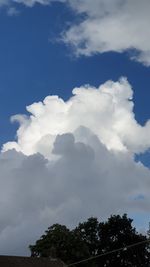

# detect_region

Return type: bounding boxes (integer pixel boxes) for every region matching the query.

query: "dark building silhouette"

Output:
[0,256,66,267]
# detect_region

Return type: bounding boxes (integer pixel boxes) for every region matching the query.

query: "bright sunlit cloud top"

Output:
[3,78,150,158]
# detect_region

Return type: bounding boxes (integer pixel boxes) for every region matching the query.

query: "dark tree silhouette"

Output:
[97,214,149,267]
[29,214,149,267]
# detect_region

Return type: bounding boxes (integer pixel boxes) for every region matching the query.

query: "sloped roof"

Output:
[0,256,66,267]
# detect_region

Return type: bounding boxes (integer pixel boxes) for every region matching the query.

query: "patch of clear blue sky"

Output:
[0,1,150,168]
[135,151,150,168]
[129,211,150,233]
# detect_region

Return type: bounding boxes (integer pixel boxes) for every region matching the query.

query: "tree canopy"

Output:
[29,214,149,266]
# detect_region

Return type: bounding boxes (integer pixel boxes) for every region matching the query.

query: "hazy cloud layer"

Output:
[0,79,150,255]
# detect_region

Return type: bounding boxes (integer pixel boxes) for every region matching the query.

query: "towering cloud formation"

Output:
[0,0,149,258]
[0,78,150,255]
[3,78,150,156]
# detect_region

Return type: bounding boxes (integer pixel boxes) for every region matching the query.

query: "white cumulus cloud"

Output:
[3,78,150,156]
[0,78,150,255]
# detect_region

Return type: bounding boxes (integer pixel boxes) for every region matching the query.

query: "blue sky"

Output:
[0,2,150,146]
[0,0,150,256]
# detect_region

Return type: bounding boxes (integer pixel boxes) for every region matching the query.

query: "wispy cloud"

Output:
[7,6,20,16]
[1,0,150,65]
[62,0,150,66]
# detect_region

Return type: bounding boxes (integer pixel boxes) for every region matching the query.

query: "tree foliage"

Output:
[29,214,149,266]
